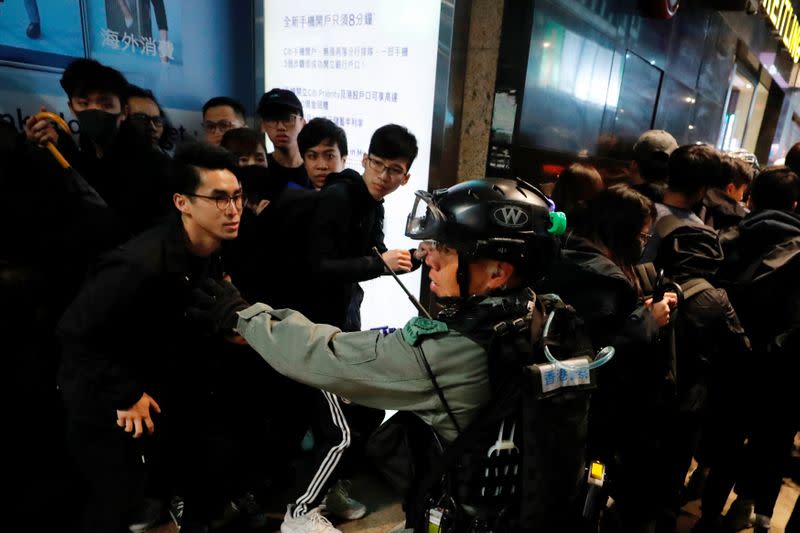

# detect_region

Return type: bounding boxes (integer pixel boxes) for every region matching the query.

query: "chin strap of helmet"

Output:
[455,248,474,299]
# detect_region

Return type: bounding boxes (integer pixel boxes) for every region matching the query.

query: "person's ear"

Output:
[174,193,191,214]
[124,104,131,117]
[362,153,368,169]
[401,173,411,186]
[486,261,514,290]
[341,155,347,166]
[67,100,76,118]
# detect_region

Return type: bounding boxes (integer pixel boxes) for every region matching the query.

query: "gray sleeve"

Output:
[235,303,435,411]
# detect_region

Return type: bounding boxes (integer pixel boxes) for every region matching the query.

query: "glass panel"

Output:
[611,52,662,146]
[720,67,756,151]
[742,83,769,152]
[519,1,616,155]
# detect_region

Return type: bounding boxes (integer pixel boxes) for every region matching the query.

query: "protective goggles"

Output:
[405,190,446,240]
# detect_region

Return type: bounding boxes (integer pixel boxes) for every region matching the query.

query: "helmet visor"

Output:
[405,190,446,240]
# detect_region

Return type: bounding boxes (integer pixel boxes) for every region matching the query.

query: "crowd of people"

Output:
[1,57,798,533]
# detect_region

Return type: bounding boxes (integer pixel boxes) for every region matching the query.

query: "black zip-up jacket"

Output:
[57,215,230,425]
[538,235,666,461]
[719,209,800,349]
[54,122,174,239]
[305,169,388,330]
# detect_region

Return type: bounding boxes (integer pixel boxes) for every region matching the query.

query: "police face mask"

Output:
[76,109,120,147]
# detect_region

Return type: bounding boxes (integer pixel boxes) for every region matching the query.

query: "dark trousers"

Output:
[290,393,383,517]
[66,419,153,533]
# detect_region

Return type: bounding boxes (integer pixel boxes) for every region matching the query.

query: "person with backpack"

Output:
[701,166,800,533]
[187,178,603,532]
[650,215,752,531]
[541,184,679,532]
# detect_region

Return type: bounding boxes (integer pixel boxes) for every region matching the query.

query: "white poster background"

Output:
[264,1,441,329]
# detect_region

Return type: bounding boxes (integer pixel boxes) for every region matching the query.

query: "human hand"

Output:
[23,106,58,147]
[187,278,250,334]
[382,249,412,273]
[645,296,672,328]
[116,392,161,438]
[413,241,434,262]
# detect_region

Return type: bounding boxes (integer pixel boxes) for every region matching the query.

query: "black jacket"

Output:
[697,188,748,230]
[225,186,319,311]
[55,122,174,239]
[57,215,235,425]
[305,169,388,330]
[718,209,800,349]
[539,235,665,459]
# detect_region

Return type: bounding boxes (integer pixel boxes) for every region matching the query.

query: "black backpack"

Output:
[405,293,601,533]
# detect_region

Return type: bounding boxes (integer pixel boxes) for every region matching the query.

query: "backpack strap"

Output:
[633,262,659,298]
[680,277,714,301]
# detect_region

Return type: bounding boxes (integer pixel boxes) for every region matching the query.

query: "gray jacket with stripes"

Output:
[235,303,490,442]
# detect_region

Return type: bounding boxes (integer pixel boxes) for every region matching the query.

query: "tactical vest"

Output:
[406,289,600,533]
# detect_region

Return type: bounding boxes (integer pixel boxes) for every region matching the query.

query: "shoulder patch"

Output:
[402,317,449,345]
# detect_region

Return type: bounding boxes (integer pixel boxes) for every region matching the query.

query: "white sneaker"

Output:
[322,480,367,520]
[281,506,342,533]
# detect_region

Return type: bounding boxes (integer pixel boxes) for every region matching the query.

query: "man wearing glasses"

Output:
[201,96,246,146]
[257,88,310,188]
[57,143,259,532]
[125,85,168,152]
[264,125,424,532]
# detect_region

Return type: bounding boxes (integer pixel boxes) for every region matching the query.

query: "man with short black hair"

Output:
[58,143,250,532]
[23,58,172,238]
[257,88,309,187]
[125,84,168,152]
[628,129,679,202]
[784,141,800,177]
[747,165,799,212]
[202,96,246,146]
[697,154,753,230]
[297,117,348,189]
[641,144,720,262]
[708,165,800,533]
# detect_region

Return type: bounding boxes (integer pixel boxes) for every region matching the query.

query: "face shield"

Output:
[405,190,447,240]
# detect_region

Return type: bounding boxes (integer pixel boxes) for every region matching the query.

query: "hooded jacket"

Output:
[305,169,388,330]
[698,188,749,230]
[719,209,800,349]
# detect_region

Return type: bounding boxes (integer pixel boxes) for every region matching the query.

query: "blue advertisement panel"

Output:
[0,0,85,67]
[0,1,253,141]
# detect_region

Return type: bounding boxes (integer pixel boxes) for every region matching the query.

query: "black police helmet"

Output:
[406,178,566,286]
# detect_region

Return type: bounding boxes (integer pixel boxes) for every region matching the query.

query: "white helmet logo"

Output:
[493,206,528,228]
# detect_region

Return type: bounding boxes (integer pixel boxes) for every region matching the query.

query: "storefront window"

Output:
[719,62,765,153]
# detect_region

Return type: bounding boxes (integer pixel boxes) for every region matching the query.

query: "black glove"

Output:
[186,278,250,334]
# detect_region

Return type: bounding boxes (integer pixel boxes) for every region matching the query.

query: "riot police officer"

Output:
[189,178,598,532]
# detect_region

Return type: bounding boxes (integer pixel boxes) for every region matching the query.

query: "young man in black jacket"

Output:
[275,125,423,533]
[57,143,264,533]
[700,166,800,532]
[23,58,173,240]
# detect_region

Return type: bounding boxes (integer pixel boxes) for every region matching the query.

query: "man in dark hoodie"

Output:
[23,59,173,239]
[697,152,753,230]
[270,124,424,532]
[706,166,800,532]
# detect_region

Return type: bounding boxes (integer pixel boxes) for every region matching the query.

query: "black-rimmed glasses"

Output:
[186,193,244,211]
[129,113,164,127]
[367,156,406,178]
[263,114,300,127]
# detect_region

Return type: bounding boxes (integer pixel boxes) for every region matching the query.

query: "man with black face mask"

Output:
[23,59,172,239]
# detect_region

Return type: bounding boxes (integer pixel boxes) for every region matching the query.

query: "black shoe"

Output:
[720,498,754,532]
[26,22,41,39]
